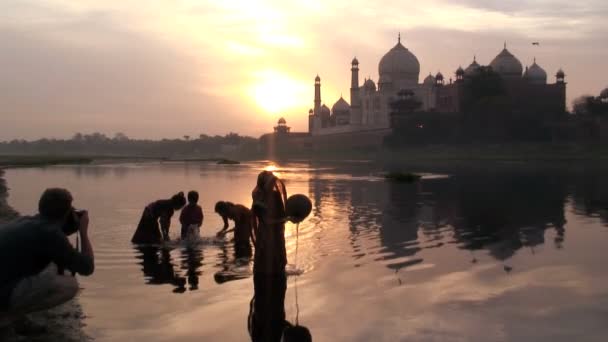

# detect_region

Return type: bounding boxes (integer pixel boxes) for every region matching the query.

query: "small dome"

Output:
[315,75,321,82]
[456,66,465,76]
[321,104,330,115]
[352,57,359,65]
[308,108,314,114]
[527,59,547,84]
[278,117,286,125]
[600,87,608,99]
[489,44,523,77]
[423,73,435,85]
[556,69,565,78]
[435,72,444,80]
[332,97,350,113]
[363,78,377,91]
[465,57,480,76]
[378,37,420,85]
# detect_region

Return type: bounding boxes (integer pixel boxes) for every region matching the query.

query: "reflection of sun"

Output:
[248,70,308,115]
[263,164,282,178]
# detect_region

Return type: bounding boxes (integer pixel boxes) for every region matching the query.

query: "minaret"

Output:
[314,75,321,115]
[350,57,362,125]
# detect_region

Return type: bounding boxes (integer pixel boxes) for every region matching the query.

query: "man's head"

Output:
[187,191,199,204]
[38,188,79,235]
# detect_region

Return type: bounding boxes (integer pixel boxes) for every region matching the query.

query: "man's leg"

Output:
[8,264,79,317]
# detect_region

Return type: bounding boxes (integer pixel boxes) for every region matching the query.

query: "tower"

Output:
[314,75,321,115]
[350,57,362,125]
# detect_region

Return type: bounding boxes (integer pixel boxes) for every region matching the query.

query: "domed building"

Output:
[489,43,523,79]
[273,117,290,134]
[331,96,351,125]
[307,36,567,140]
[526,58,547,85]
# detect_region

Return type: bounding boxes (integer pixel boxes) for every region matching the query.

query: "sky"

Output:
[1,0,607,140]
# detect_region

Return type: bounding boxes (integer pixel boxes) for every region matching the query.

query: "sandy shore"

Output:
[0,169,92,341]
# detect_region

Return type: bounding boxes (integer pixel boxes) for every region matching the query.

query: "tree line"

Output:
[0,132,261,158]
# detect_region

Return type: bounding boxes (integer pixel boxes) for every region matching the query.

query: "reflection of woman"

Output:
[131,192,186,243]
[247,263,312,341]
[135,245,186,293]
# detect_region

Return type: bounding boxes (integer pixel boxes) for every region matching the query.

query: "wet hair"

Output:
[214,201,233,215]
[38,188,73,221]
[187,191,199,204]
[171,192,186,209]
[256,171,272,189]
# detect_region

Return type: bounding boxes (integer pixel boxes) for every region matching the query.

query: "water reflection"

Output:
[307,166,573,270]
[213,239,252,284]
[248,274,311,342]
[134,245,187,293]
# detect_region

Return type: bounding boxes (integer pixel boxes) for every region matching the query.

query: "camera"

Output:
[62,208,85,236]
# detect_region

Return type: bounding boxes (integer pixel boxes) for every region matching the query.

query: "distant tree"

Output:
[183,135,190,141]
[573,95,608,117]
[114,132,129,141]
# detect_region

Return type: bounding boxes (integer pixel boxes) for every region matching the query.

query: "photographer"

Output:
[0,188,94,329]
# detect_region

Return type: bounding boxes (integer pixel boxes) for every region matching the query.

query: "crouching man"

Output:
[0,188,94,331]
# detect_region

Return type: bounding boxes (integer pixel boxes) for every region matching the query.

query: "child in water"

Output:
[131,192,186,244]
[179,191,204,240]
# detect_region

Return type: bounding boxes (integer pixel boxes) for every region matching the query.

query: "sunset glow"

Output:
[248,70,309,115]
[0,0,606,140]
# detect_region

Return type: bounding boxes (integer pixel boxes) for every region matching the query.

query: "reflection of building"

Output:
[306,163,570,268]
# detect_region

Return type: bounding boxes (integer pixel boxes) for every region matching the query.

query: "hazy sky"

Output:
[1,0,607,140]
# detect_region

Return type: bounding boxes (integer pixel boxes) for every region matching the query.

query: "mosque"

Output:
[307,34,567,137]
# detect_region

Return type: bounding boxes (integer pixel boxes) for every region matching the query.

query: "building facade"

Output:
[308,36,567,136]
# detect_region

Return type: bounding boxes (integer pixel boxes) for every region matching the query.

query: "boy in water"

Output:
[179,191,203,240]
[215,201,255,258]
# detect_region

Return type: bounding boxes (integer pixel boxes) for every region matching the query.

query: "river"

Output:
[3,160,608,341]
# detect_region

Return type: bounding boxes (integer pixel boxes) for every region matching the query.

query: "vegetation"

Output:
[0,132,262,160]
[0,156,93,168]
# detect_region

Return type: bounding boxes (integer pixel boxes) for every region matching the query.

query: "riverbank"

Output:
[0,170,91,341]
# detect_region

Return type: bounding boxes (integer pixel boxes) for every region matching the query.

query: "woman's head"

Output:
[171,192,187,210]
[214,201,233,215]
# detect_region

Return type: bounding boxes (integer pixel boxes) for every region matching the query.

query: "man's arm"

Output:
[50,211,94,276]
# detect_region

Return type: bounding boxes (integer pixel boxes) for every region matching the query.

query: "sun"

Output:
[248,69,308,115]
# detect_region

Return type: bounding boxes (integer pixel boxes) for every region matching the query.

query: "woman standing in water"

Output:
[249,170,289,341]
[131,192,186,244]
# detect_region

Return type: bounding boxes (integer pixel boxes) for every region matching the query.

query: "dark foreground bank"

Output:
[0,170,91,341]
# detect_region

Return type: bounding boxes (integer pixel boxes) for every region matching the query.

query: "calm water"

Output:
[4,161,608,341]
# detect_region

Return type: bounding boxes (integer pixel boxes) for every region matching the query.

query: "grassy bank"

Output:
[0,155,93,168]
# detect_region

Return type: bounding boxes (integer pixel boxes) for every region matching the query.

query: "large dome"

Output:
[378,37,420,86]
[489,44,523,77]
[527,59,547,84]
[332,96,350,113]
